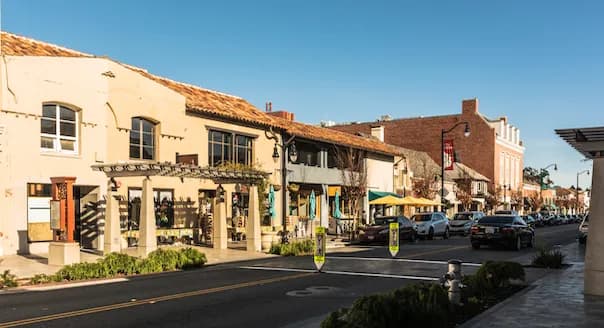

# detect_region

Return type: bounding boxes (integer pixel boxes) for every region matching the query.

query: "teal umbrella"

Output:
[309,190,316,220]
[268,185,276,219]
[333,190,342,219]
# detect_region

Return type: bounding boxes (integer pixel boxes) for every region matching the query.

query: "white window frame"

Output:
[40,104,78,155]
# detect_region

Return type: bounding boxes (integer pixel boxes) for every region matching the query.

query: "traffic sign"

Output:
[314,226,326,271]
[389,222,399,257]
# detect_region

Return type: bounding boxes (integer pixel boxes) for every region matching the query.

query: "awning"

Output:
[368,190,400,201]
[555,126,604,159]
[416,197,440,206]
[369,195,405,205]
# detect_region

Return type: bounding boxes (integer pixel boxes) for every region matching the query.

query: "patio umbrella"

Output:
[333,190,342,219]
[309,190,316,220]
[268,185,276,219]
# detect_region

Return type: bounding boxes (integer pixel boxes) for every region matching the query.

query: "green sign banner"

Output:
[389,222,399,257]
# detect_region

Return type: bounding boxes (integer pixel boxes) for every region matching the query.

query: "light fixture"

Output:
[464,124,471,137]
[554,164,558,171]
[288,142,298,162]
[272,144,279,163]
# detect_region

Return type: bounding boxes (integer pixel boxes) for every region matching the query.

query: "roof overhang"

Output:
[555,127,604,159]
[92,162,270,184]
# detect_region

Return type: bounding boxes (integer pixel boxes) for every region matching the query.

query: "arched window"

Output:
[41,104,78,154]
[130,117,155,160]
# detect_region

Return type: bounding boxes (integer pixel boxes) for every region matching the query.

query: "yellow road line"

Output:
[0,272,314,327]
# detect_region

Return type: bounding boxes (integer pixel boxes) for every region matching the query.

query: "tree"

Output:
[333,146,367,235]
[511,189,523,208]
[529,194,544,212]
[485,183,502,212]
[455,170,474,212]
[410,156,439,200]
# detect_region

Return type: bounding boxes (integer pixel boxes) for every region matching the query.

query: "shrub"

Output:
[532,247,565,269]
[270,239,314,256]
[0,270,18,289]
[146,248,181,271]
[177,248,207,269]
[101,252,138,275]
[29,273,57,285]
[55,262,107,281]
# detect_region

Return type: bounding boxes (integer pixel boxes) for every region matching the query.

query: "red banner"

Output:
[444,139,454,171]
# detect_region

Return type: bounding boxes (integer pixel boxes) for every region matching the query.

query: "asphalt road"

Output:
[0,223,580,328]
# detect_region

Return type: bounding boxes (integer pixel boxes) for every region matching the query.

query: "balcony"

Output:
[289,163,345,185]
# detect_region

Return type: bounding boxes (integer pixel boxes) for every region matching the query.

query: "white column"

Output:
[585,157,604,295]
[247,185,261,252]
[138,177,156,257]
[104,179,121,254]
[321,184,329,228]
[212,198,228,249]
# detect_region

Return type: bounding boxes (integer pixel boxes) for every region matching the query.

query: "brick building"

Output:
[330,99,525,203]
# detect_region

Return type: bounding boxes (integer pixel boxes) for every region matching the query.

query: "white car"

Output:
[411,212,450,240]
[449,211,485,236]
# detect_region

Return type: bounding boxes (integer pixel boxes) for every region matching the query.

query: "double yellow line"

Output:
[0,272,314,327]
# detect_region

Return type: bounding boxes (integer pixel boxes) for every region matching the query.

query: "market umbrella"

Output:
[268,185,276,219]
[309,190,316,220]
[369,195,404,205]
[333,190,342,218]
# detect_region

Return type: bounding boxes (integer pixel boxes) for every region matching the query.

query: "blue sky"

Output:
[2,0,601,188]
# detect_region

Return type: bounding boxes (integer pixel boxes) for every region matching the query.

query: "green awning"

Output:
[368,191,400,201]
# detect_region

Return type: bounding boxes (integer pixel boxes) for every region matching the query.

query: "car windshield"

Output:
[453,213,473,221]
[522,216,533,221]
[412,214,432,222]
[479,216,514,224]
[374,217,397,225]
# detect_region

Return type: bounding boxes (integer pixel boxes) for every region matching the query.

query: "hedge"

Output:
[269,239,315,256]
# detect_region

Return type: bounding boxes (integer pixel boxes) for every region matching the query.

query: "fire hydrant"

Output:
[441,259,462,305]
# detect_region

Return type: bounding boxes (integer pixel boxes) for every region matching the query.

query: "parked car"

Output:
[578,214,589,244]
[521,215,536,228]
[560,215,570,225]
[449,211,485,236]
[359,216,416,244]
[494,210,519,216]
[470,215,534,250]
[541,214,554,226]
[550,215,563,225]
[529,212,544,226]
[411,212,450,240]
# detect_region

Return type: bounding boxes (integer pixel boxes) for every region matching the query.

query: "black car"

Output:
[359,216,416,244]
[521,215,536,228]
[470,215,534,251]
[529,212,544,227]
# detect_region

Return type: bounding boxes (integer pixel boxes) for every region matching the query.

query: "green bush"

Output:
[532,247,565,269]
[0,270,18,289]
[55,262,107,281]
[270,239,314,256]
[146,248,181,271]
[322,283,451,328]
[101,252,139,275]
[177,247,207,269]
[29,273,59,285]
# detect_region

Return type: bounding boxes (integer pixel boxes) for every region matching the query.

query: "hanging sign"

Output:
[444,139,454,171]
[314,226,326,271]
[389,222,399,257]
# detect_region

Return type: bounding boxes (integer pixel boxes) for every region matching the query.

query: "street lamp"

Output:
[576,170,590,214]
[441,122,470,213]
[266,128,297,244]
[539,163,557,212]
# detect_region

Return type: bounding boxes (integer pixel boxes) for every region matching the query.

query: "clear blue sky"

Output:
[2,0,601,188]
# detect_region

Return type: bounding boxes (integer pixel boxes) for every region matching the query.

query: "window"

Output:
[41,104,78,153]
[27,183,53,242]
[208,130,254,167]
[130,118,155,160]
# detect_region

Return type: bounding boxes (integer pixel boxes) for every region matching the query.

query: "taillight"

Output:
[501,227,514,233]
[471,226,480,233]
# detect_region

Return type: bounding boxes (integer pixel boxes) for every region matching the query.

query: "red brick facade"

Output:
[330,99,524,190]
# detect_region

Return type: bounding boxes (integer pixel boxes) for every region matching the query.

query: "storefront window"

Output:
[127,188,174,229]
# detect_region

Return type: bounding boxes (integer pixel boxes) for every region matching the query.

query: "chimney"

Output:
[267,110,295,121]
[462,98,479,115]
[370,125,385,142]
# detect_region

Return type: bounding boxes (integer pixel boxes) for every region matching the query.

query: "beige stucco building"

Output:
[0,32,401,256]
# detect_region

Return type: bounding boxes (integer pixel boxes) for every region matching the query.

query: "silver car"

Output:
[411,212,450,240]
[449,211,485,236]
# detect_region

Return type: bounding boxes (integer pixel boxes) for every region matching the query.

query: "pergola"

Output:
[556,126,604,296]
[92,162,270,257]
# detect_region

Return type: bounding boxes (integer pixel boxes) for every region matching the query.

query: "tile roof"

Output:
[1,31,401,156]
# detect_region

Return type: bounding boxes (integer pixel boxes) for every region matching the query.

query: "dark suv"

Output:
[470,215,534,250]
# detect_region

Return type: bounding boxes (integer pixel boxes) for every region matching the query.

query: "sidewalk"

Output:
[463,243,604,328]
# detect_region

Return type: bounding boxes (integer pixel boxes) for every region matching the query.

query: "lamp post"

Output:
[577,169,590,214]
[266,128,297,244]
[441,122,470,213]
[540,163,557,212]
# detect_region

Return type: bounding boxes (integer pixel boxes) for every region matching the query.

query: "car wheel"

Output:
[514,236,522,251]
[443,228,450,240]
[428,228,434,240]
[471,242,480,250]
[527,234,535,248]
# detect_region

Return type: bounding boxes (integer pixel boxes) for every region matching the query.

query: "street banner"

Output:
[389,222,399,257]
[444,139,454,171]
[314,226,326,271]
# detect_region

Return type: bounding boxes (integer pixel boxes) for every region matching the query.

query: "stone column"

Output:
[585,157,604,295]
[104,179,121,254]
[321,184,329,228]
[212,198,227,249]
[247,185,261,252]
[138,177,156,257]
